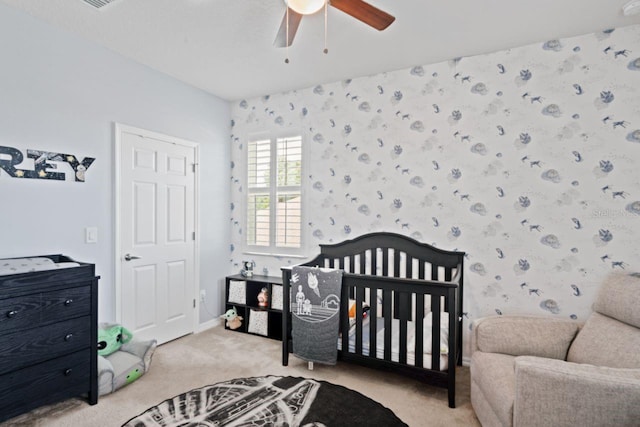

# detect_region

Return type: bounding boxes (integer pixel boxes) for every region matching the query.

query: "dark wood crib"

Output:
[281,232,465,408]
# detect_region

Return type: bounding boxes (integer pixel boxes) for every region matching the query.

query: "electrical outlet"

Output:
[200,289,206,302]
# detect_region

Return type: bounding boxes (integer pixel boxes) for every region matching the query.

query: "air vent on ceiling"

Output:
[82,0,120,9]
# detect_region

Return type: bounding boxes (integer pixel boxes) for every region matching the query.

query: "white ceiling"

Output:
[3,0,640,101]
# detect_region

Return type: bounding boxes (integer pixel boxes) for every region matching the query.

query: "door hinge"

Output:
[192,163,197,173]
[193,299,196,308]
[192,231,196,241]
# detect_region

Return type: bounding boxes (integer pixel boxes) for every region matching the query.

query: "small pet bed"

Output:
[97,324,157,396]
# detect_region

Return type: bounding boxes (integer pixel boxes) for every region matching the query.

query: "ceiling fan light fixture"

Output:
[285,0,326,15]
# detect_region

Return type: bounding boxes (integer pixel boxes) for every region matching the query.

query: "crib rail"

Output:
[341,274,458,373]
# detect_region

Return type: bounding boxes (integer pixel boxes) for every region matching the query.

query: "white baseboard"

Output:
[197,317,221,333]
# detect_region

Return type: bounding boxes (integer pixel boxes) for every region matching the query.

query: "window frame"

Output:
[243,130,306,258]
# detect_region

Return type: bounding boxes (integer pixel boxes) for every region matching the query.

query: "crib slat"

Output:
[415,293,425,368]
[382,248,389,276]
[371,249,378,276]
[399,291,408,365]
[282,269,291,366]
[383,289,392,361]
[444,267,452,282]
[406,255,413,279]
[364,252,369,274]
[447,286,457,408]
[431,265,439,281]
[341,282,350,358]
[369,287,378,358]
[431,295,441,371]
[394,253,408,320]
[398,291,411,321]
[355,286,365,355]
[394,250,401,278]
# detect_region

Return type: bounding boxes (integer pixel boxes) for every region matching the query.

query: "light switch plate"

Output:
[85,227,98,244]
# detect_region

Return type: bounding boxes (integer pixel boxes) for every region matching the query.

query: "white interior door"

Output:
[118,125,197,345]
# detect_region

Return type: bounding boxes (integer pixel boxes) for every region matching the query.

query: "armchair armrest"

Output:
[472,315,580,360]
[514,356,640,427]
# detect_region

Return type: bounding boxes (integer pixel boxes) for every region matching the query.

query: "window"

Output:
[246,134,302,254]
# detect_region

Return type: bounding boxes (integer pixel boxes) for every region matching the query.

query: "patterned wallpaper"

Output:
[230,25,640,354]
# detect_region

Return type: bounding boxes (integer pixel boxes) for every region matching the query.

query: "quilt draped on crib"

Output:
[291,266,343,365]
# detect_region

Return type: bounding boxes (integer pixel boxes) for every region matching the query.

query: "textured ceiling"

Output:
[2,0,640,101]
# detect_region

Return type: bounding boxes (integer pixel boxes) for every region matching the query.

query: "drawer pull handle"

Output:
[64,299,74,306]
[64,333,74,341]
[64,369,73,376]
[6,310,18,318]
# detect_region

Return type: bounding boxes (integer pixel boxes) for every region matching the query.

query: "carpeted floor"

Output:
[1,325,480,427]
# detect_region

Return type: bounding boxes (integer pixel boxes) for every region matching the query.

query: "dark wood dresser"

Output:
[0,255,99,423]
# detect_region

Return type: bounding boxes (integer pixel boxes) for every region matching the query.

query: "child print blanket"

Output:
[291,266,343,365]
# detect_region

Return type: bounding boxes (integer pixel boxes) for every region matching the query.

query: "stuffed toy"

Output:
[221,307,243,330]
[348,299,370,329]
[98,338,157,396]
[97,324,133,356]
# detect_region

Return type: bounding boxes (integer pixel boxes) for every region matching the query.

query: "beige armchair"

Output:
[470,272,640,427]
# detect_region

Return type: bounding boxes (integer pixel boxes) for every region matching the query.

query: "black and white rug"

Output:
[123,375,408,427]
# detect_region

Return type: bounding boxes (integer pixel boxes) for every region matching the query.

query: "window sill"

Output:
[242,251,308,259]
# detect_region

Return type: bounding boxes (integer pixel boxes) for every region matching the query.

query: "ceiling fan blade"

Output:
[274,8,304,48]
[329,0,395,31]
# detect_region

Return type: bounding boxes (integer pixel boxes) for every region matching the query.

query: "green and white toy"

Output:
[97,324,133,356]
[96,323,157,396]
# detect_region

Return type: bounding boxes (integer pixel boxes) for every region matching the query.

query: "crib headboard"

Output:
[308,232,464,283]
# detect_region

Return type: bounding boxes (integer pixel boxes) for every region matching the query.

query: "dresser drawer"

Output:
[41,286,91,323]
[0,294,41,335]
[0,349,91,415]
[0,316,91,375]
[0,286,91,337]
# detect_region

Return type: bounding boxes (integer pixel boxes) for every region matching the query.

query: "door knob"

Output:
[124,254,141,261]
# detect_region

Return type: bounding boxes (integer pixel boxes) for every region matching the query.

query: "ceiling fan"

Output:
[274,0,396,48]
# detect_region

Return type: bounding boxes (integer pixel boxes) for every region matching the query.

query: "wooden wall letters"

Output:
[0,145,95,182]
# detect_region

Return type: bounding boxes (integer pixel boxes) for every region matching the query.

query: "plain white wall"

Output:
[0,3,231,325]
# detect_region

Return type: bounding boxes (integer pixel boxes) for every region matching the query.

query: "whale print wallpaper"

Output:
[230,25,640,357]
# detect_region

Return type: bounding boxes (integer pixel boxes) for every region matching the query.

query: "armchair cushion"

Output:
[567,312,640,368]
[473,316,580,360]
[514,356,640,427]
[567,273,640,369]
[592,272,640,328]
